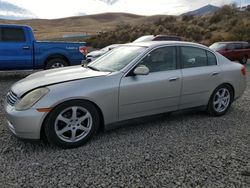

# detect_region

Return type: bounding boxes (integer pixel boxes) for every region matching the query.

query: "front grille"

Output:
[6,91,19,106]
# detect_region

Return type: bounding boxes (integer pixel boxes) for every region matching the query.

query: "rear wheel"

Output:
[45,58,68,69]
[207,85,233,116]
[44,100,100,148]
[240,56,248,64]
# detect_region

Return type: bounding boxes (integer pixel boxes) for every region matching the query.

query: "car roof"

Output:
[123,41,208,49]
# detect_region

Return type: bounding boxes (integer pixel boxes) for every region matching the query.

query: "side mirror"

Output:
[133,65,150,76]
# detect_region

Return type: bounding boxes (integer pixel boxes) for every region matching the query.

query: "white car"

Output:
[86,44,120,63]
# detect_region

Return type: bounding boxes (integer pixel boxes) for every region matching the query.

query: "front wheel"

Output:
[44,100,100,148]
[207,85,233,116]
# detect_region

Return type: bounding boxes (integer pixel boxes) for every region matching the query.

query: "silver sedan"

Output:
[5,41,246,148]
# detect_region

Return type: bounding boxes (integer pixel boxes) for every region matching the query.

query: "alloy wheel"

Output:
[54,106,93,143]
[213,88,230,113]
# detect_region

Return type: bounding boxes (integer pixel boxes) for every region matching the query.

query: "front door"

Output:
[119,46,182,120]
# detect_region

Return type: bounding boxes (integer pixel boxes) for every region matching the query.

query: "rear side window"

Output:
[207,51,217,66]
[181,47,217,68]
[181,47,207,68]
[0,27,25,42]
[243,43,250,49]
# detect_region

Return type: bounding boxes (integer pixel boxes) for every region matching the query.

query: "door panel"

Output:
[119,70,182,120]
[0,27,33,70]
[180,66,222,109]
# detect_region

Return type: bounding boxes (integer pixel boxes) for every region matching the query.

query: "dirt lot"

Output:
[0,64,250,187]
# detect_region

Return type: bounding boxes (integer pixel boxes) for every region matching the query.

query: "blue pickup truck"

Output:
[0,24,87,70]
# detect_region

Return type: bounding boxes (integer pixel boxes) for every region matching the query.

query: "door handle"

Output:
[168,77,179,82]
[212,72,219,76]
[22,46,30,50]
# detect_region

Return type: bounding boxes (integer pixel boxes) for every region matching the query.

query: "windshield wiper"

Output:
[87,65,100,71]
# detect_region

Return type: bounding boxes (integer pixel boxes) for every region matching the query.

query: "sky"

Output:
[3,0,250,19]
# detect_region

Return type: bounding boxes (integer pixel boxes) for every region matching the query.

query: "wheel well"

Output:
[44,54,70,68]
[40,99,105,140]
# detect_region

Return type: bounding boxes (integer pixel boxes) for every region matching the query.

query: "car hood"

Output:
[11,66,110,97]
[87,50,105,57]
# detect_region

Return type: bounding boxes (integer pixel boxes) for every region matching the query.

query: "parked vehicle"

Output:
[5,41,246,148]
[209,41,250,64]
[133,35,182,43]
[0,25,87,70]
[86,44,120,63]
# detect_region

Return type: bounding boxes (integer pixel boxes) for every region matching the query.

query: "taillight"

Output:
[79,46,88,55]
[241,65,246,77]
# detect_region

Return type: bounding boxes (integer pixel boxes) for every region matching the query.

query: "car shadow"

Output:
[2,108,208,153]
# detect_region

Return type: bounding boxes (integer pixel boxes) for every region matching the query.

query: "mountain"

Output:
[0,1,36,20]
[183,4,220,16]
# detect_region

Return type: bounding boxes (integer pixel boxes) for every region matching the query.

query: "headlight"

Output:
[15,88,49,111]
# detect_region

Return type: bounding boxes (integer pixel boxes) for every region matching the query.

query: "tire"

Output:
[44,100,100,148]
[207,84,234,116]
[45,58,68,69]
[240,56,248,65]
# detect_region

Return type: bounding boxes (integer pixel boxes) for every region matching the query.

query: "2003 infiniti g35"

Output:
[5,41,246,148]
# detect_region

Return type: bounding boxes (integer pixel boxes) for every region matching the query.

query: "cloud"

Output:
[3,0,248,19]
[0,0,36,19]
[97,0,120,5]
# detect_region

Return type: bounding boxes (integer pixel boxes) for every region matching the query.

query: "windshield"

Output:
[88,46,146,72]
[133,36,154,43]
[209,43,226,51]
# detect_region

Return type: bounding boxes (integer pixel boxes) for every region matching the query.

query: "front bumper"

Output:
[4,102,46,140]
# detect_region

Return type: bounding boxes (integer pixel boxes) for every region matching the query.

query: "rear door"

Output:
[0,26,33,70]
[119,46,182,120]
[180,46,222,109]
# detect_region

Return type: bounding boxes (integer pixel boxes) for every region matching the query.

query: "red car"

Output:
[210,41,250,64]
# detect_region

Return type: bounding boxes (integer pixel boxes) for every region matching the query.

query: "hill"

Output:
[183,4,220,16]
[0,12,149,40]
[87,5,250,48]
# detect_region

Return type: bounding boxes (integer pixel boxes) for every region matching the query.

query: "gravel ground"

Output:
[0,64,250,188]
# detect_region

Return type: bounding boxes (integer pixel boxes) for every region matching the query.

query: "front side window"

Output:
[0,27,26,42]
[139,46,177,72]
[181,47,207,68]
